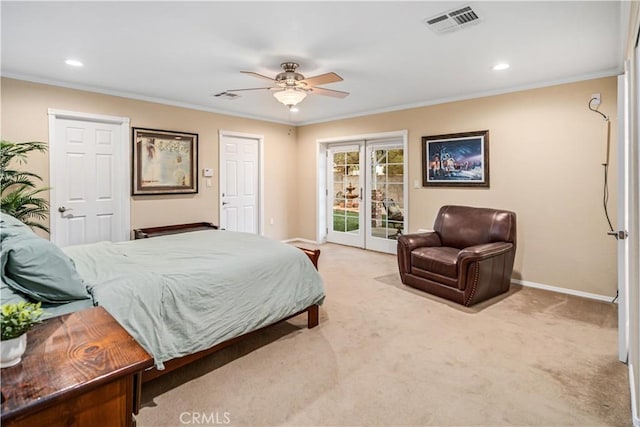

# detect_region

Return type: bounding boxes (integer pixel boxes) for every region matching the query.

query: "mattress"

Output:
[62,230,325,369]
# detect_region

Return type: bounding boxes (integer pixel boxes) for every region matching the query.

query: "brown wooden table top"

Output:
[134,222,218,238]
[0,306,153,421]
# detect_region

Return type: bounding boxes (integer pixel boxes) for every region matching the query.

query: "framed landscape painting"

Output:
[132,128,198,195]
[422,130,489,187]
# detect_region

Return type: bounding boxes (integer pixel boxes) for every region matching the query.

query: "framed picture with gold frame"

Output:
[132,128,198,195]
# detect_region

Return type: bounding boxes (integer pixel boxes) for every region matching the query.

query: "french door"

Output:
[326,139,406,254]
[327,144,365,247]
[366,143,406,253]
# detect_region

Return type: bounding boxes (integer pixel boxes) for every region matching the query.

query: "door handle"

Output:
[608,230,628,239]
[58,206,73,213]
[222,202,229,206]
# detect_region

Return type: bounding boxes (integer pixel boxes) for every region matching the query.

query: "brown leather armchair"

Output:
[397,205,517,306]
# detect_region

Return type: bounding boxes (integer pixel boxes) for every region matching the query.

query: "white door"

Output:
[365,142,406,253]
[617,52,640,363]
[49,111,130,247]
[326,139,406,253]
[219,132,261,233]
[327,144,365,247]
[617,69,630,362]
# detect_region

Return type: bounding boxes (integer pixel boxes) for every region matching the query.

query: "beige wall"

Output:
[297,77,618,297]
[2,76,619,297]
[1,78,297,239]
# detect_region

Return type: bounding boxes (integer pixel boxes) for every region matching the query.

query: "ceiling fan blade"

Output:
[309,86,350,98]
[303,72,343,87]
[226,87,274,92]
[240,71,276,82]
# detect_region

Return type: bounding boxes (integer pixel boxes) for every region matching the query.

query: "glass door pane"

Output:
[366,144,404,253]
[326,145,365,248]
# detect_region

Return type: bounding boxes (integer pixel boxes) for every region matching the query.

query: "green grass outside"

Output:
[333,210,360,232]
[333,209,404,235]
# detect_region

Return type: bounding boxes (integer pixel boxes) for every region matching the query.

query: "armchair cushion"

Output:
[412,246,459,278]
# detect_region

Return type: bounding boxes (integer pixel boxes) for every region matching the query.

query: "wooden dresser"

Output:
[1,307,153,427]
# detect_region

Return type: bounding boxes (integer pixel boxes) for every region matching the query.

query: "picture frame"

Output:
[422,130,489,187]
[132,128,198,195]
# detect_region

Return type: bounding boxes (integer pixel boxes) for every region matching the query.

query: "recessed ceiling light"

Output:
[65,59,83,67]
[492,63,510,71]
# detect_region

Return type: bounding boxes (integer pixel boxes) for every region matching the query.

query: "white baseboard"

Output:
[631,363,640,427]
[282,237,319,245]
[281,242,614,303]
[511,279,613,302]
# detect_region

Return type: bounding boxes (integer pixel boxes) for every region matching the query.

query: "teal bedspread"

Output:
[62,230,325,369]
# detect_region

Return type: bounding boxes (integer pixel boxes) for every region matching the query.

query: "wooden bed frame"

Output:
[131,223,322,384]
[141,303,319,383]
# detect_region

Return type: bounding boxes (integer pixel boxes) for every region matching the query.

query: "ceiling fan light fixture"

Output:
[273,89,307,107]
[65,59,83,67]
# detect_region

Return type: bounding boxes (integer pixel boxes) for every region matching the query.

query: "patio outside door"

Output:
[326,140,405,254]
[326,144,365,247]
[365,143,405,253]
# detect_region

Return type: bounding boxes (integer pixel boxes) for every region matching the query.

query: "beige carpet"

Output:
[137,243,630,427]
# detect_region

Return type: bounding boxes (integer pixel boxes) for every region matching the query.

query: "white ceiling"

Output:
[1,1,626,125]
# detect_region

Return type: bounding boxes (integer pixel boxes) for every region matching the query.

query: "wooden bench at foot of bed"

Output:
[141,303,319,383]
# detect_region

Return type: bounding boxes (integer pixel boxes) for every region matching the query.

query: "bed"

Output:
[0,214,325,380]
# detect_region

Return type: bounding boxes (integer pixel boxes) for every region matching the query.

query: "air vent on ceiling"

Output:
[213,91,240,100]
[424,5,481,34]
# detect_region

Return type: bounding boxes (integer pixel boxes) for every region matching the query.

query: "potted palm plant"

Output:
[0,140,50,232]
[0,302,43,367]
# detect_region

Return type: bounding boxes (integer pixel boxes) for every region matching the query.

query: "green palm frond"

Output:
[0,140,50,232]
[2,185,50,217]
[0,140,47,162]
[1,171,43,192]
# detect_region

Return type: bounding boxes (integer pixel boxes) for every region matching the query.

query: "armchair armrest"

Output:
[457,242,515,303]
[457,241,514,270]
[397,232,442,252]
[397,232,442,277]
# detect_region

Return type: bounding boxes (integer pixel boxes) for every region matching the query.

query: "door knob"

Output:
[608,230,628,239]
[222,202,229,206]
[58,206,70,213]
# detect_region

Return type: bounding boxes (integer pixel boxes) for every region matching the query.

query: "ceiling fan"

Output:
[225,62,349,110]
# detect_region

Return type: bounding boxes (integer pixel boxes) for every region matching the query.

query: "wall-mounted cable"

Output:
[588,97,616,238]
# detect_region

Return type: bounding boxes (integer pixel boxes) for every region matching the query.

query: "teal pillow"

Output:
[0,213,33,241]
[0,276,29,306]
[1,232,91,303]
